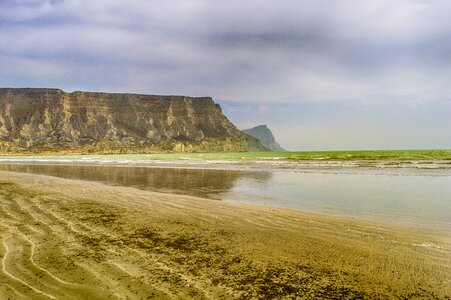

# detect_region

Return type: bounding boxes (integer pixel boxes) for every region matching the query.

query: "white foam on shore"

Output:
[1,156,451,177]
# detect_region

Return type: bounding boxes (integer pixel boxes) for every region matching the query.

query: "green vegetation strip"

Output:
[1,149,451,162]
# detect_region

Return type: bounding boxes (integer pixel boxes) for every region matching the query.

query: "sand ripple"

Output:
[0,171,450,299]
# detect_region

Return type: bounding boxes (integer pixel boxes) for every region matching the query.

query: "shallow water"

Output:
[0,164,450,229]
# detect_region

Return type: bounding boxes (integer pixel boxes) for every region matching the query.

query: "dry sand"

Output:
[0,171,449,299]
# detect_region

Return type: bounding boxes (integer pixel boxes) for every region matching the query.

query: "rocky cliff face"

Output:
[0,88,264,153]
[243,125,285,152]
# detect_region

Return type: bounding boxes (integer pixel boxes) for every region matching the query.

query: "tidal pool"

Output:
[0,164,449,229]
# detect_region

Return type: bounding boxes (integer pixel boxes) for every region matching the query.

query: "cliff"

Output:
[243,125,285,152]
[0,88,265,154]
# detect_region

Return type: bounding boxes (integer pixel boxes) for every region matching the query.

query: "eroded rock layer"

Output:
[0,88,264,153]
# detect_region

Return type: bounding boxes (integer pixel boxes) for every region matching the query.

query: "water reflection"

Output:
[0,164,272,199]
[0,164,449,229]
[222,171,451,228]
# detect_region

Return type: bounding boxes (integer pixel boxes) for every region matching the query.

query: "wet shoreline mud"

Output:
[0,171,450,298]
[0,163,450,231]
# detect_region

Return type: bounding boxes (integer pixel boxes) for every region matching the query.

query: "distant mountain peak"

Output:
[243,125,286,152]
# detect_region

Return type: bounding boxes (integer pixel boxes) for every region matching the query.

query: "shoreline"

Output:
[0,162,450,231]
[0,171,450,298]
[1,157,451,175]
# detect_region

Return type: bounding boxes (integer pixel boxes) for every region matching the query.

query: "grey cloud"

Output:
[1,0,451,104]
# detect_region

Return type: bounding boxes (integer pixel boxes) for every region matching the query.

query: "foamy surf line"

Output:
[1,157,451,176]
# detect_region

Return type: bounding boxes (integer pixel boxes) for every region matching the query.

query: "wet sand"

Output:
[0,171,450,299]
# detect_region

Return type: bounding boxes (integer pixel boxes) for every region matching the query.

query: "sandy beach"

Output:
[0,171,450,299]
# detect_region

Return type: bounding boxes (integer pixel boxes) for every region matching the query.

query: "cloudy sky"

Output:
[1,0,450,150]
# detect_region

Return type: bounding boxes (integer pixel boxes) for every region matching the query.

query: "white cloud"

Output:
[1,0,450,104]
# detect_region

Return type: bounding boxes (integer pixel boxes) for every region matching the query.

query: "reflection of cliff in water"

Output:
[0,164,272,199]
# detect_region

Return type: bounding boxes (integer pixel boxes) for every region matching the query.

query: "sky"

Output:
[1,0,450,150]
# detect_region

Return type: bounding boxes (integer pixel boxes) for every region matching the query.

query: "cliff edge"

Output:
[0,88,265,154]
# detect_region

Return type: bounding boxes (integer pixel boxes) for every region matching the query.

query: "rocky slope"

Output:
[0,88,265,154]
[243,125,285,152]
